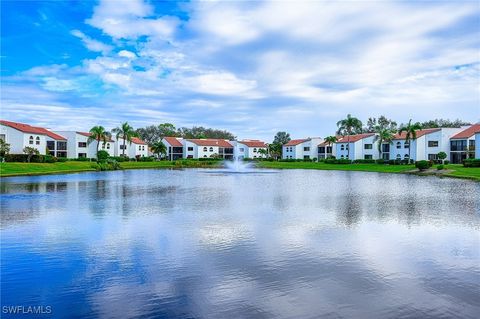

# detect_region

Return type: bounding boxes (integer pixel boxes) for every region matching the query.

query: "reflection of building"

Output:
[449,124,480,163]
[283,138,323,160]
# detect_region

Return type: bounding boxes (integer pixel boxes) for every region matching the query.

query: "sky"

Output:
[1,0,479,141]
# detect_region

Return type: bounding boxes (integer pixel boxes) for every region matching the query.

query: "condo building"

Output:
[283,138,323,160]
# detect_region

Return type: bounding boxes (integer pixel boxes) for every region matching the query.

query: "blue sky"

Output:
[1,0,479,140]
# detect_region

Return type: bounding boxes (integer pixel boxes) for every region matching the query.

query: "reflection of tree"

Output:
[397,195,421,227]
[337,193,362,227]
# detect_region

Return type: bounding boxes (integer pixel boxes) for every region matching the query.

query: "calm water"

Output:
[1,169,479,318]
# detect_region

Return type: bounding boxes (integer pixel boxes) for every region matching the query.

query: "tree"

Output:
[336,114,363,160]
[112,122,138,157]
[322,136,337,157]
[373,127,394,159]
[0,139,10,158]
[419,119,471,129]
[437,151,447,164]
[365,116,397,133]
[270,132,291,159]
[136,123,179,145]
[257,148,269,158]
[398,119,422,161]
[88,126,111,159]
[23,146,39,163]
[151,141,167,159]
[177,126,236,140]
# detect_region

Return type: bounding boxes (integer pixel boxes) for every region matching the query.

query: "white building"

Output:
[449,124,479,163]
[283,138,323,160]
[0,120,48,155]
[162,136,184,160]
[234,140,267,159]
[55,131,115,158]
[334,134,377,160]
[390,128,462,162]
[42,129,68,158]
[114,136,148,158]
[183,139,234,159]
[474,132,480,159]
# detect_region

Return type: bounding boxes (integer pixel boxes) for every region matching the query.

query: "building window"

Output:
[428,154,437,160]
[304,155,310,160]
[253,148,257,152]
[340,155,344,158]
[318,147,325,153]
[57,141,67,151]
[203,155,207,158]
[450,140,466,152]
[47,141,55,150]
[364,155,373,159]
[364,144,372,149]
[404,154,410,159]
[396,142,401,149]
[78,153,87,158]
[36,136,40,145]
[203,147,207,151]
[106,143,110,149]
[78,142,87,148]
[120,145,126,150]
[239,148,244,152]
[209,147,213,152]
[404,143,409,149]
[396,154,401,159]
[304,147,310,151]
[428,141,439,147]
[29,136,34,144]
[0,134,5,141]
[340,145,344,151]
[188,147,194,151]
[102,144,106,149]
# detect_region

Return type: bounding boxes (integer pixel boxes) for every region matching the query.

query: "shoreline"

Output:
[0,161,478,181]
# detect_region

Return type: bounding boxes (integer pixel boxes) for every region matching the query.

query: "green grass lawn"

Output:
[257,161,480,181]
[0,160,223,177]
[0,161,96,177]
[443,164,480,181]
[1,160,478,181]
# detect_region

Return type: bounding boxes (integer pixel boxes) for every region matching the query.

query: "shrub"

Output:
[463,159,480,167]
[97,150,109,161]
[376,159,385,164]
[415,160,432,170]
[57,158,68,162]
[353,159,375,164]
[444,160,450,165]
[43,155,58,163]
[4,154,45,162]
[325,158,352,164]
[74,157,90,162]
[437,151,447,163]
[110,156,126,162]
[140,156,154,162]
[437,164,444,170]
[303,158,313,162]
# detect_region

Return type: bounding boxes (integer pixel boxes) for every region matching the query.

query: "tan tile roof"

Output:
[1,120,48,135]
[450,124,480,139]
[392,128,440,140]
[284,139,309,146]
[164,136,183,147]
[337,133,375,143]
[239,140,267,147]
[187,139,233,147]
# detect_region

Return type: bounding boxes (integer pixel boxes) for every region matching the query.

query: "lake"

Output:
[1,168,479,318]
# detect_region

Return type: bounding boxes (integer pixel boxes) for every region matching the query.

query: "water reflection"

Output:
[1,169,479,318]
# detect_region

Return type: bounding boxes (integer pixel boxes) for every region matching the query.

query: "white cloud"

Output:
[71,29,113,53]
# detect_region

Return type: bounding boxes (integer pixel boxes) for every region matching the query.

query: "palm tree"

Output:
[151,141,167,160]
[257,148,269,158]
[323,136,337,157]
[374,127,394,160]
[398,119,422,161]
[88,126,111,159]
[112,122,138,157]
[336,114,362,160]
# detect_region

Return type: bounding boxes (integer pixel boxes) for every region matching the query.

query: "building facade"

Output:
[334,134,376,160]
[449,125,479,163]
[234,140,267,159]
[1,120,50,155]
[283,138,323,160]
[162,137,184,160]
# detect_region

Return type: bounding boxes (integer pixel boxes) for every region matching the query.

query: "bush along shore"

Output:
[0,156,479,181]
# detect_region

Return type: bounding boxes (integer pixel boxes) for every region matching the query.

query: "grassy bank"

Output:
[1,161,478,181]
[0,160,223,177]
[257,161,480,181]
[257,161,416,173]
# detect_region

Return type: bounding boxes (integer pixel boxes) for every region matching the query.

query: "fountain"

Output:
[223,156,254,172]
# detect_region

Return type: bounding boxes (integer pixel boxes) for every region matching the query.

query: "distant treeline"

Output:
[136,123,236,145]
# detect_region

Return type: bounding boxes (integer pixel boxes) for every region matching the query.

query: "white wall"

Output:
[0,125,47,155]
[476,133,480,159]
